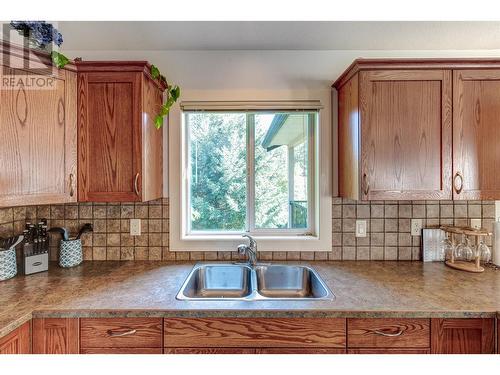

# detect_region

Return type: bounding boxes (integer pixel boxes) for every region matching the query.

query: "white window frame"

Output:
[184,111,316,237]
[169,99,332,253]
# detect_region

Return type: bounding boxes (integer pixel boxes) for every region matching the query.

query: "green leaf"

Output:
[170,85,180,101]
[51,51,70,69]
[159,74,167,87]
[151,64,160,79]
[154,115,164,129]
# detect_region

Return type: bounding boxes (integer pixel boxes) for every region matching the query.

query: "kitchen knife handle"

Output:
[372,329,404,337]
[69,173,75,197]
[453,172,463,194]
[106,329,137,337]
[134,173,140,196]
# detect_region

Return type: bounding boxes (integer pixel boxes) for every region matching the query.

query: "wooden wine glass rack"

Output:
[440,226,492,273]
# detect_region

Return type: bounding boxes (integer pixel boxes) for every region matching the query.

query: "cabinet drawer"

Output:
[164,318,346,348]
[348,348,430,354]
[164,348,257,354]
[81,318,162,348]
[348,318,430,348]
[81,347,163,354]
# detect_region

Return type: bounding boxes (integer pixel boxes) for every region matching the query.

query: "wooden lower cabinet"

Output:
[32,318,79,354]
[2,316,497,354]
[431,318,495,354]
[0,322,31,354]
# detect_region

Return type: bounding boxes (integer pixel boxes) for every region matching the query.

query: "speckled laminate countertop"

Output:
[0,261,499,338]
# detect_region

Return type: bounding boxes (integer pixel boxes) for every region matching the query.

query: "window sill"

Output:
[171,232,330,252]
[182,234,319,241]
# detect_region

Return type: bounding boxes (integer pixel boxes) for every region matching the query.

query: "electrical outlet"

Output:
[355,220,367,237]
[470,219,482,230]
[130,219,141,236]
[411,219,423,236]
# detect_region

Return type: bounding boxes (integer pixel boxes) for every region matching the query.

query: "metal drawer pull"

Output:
[453,172,463,194]
[362,173,370,196]
[372,329,404,337]
[69,173,75,197]
[106,329,137,337]
[134,173,140,196]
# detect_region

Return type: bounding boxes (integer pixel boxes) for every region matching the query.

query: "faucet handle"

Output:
[237,244,248,255]
[242,234,256,248]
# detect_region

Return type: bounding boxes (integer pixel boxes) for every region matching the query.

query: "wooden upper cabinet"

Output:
[337,68,452,200]
[453,69,500,200]
[77,61,164,202]
[0,44,77,207]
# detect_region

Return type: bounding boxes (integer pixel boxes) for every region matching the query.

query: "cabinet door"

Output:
[78,72,142,202]
[359,70,452,200]
[32,318,79,354]
[0,67,77,207]
[431,318,495,354]
[0,322,30,354]
[453,70,500,199]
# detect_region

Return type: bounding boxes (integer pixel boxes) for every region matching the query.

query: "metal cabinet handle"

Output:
[106,329,137,337]
[69,173,75,197]
[453,172,464,194]
[134,173,140,196]
[362,173,370,196]
[372,329,404,337]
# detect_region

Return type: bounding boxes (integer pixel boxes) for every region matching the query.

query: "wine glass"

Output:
[478,239,491,263]
[441,232,453,261]
[454,234,474,261]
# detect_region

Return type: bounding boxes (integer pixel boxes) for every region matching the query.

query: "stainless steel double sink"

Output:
[176,263,334,301]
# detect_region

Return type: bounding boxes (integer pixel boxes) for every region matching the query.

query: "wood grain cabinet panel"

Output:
[348,318,430,348]
[164,318,346,348]
[164,348,257,354]
[81,348,163,354]
[32,318,79,354]
[431,318,495,354]
[358,70,452,200]
[453,70,500,200]
[80,318,163,349]
[0,322,31,354]
[348,348,430,354]
[77,62,163,202]
[0,48,77,207]
[257,348,346,354]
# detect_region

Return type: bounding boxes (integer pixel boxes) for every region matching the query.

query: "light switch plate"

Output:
[130,219,141,236]
[355,220,367,237]
[411,219,423,236]
[470,219,482,230]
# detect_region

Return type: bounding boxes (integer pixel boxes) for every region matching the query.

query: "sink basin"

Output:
[178,264,253,299]
[254,265,330,299]
[177,263,333,301]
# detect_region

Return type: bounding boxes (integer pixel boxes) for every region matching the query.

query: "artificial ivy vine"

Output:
[150,64,181,129]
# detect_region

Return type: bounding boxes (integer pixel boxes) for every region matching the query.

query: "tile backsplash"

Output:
[0,198,495,262]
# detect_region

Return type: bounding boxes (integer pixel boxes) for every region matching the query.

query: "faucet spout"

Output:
[237,234,257,266]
